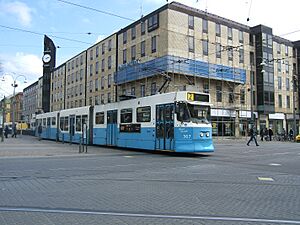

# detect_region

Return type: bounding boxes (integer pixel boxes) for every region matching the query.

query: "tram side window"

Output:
[60,117,64,130]
[52,117,56,126]
[95,112,105,124]
[47,117,50,126]
[121,108,132,123]
[176,103,190,122]
[43,118,46,127]
[137,106,151,122]
[82,115,88,129]
[64,117,69,131]
[76,115,82,132]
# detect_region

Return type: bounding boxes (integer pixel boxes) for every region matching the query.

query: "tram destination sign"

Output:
[187,93,209,102]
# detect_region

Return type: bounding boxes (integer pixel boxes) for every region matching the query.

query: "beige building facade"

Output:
[49,2,300,137]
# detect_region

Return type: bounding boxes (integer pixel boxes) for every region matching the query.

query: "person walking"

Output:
[4,125,9,138]
[289,128,294,141]
[247,126,259,146]
[11,124,17,138]
[38,124,42,141]
[260,128,265,141]
[268,128,273,141]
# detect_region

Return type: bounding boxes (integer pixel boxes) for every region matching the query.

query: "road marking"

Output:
[124,156,133,158]
[0,207,300,224]
[258,177,274,181]
[269,163,281,166]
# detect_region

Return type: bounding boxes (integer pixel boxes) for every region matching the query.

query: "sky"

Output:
[0,0,299,98]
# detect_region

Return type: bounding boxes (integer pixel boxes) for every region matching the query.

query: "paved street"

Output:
[0,135,299,225]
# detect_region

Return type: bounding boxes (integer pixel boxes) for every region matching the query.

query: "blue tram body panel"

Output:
[174,127,214,152]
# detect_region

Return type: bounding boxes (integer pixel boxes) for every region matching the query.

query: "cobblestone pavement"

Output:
[0,135,299,224]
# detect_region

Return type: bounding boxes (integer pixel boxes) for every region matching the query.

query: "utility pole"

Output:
[293,75,297,141]
[1,96,6,142]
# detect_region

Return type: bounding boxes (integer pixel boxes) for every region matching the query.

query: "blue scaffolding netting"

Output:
[114,55,246,85]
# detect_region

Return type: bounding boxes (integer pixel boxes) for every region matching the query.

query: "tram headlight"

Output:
[200,132,204,137]
[206,132,210,137]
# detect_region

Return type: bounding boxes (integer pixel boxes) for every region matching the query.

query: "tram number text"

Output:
[183,134,192,139]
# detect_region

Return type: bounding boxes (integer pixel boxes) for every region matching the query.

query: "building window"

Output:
[278,94,282,108]
[89,64,93,76]
[285,45,289,56]
[202,19,208,33]
[141,84,145,97]
[108,56,112,69]
[228,48,233,61]
[229,88,234,103]
[216,23,221,36]
[108,39,112,51]
[95,78,98,91]
[101,59,105,72]
[151,36,157,53]
[202,40,208,56]
[285,61,289,73]
[240,89,245,104]
[239,31,244,43]
[287,96,290,108]
[203,82,209,93]
[101,76,105,89]
[141,21,146,35]
[216,84,222,102]
[249,34,254,46]
[286,78,290,91]
[188,36,194,53]
[131,26,136,40]
[123,31,127,44]
[141,41,145,57]
[108,74,112,88]
[96,46,99,57]
[131,45,136,61]
[107,92,111,103]
[239,48,244,63]
[95,61,99,74]
[102,43,105,55]
[148,13,159,32]
[277,43,281,54]
[131,87,135,96]
[188,15,194,29]
[101,94,104,104]
[216,43,221,58]
[89,80,93,92]
[151,82,156,95]
[250,52,254,65]
[228,27,232,40]
[90,50,93,60]
[123,49,127,64]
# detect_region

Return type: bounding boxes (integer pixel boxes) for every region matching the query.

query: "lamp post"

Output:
[1,74,27,134]
[292,75,297,141]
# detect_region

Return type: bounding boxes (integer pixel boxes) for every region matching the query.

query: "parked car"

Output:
[296,134,300,142]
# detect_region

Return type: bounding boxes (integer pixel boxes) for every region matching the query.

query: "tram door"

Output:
[107,110,118,146]
[155,104,174,150]
[46,117,51,139]
[69,115,75,142]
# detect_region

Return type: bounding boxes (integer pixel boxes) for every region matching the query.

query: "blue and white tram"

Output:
[35,91,214,153]
[93,91,214,152]
[58,106,92,144]
[35,111,59,140]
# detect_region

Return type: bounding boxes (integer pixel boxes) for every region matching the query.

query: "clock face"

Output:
[42,54,51,63]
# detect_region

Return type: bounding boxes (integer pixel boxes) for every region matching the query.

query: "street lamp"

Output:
[1,74,27,133]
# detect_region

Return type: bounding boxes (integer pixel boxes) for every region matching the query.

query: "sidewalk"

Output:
[0,135,112,158]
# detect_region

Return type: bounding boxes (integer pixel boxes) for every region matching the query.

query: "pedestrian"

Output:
[38,124,42,141]
[289,128,294,141]
[11,124,17,138]
[260,128,265,141]
[4,125,9,138]
[247,126,259,146]
[268,128,273,141]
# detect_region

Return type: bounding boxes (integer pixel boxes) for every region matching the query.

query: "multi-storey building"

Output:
[9,92,23,123]
[23,81,38,123]
[51,64,66,111]
[46,1,299,137]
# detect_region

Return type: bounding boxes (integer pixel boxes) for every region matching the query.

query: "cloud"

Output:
[0,1,33,26]
[0,53,42,96]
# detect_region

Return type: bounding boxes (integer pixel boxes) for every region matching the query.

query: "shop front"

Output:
[269,113,285,135]
[239,110,258,136]
[286,114,299,134]
[211,109,236,137]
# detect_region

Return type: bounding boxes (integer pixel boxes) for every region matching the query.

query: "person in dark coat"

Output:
[4,125,9,138]
[268,128,273,141]
[247,127,259,146]
[11,124,17,138]
[38,124,42,141]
